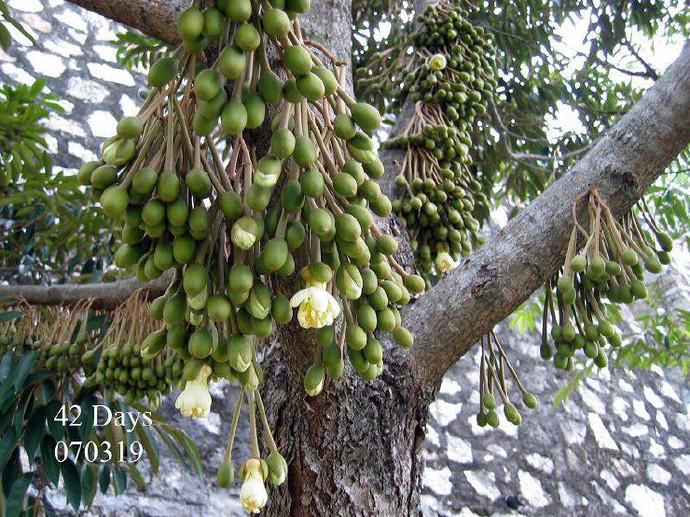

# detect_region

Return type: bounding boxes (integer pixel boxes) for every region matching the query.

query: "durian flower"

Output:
[429,53,447,71]
[435,251,458,273]
[175,364,212,418]
[289,282,340,329]
[240,459,268,514]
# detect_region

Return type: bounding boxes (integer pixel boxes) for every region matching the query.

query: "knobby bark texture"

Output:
[261,346,433,516]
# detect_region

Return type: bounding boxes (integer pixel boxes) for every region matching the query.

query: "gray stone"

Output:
[518,470,550,508]
[646,464,671,485]
[8,0,43,13]
[643,386,664,409]
[600,469,620,491]
[87,62,135,86]
[588,413,619,450]
[66,77,109,103]
[446,433,473,464]
[439,376,462,395]
[423,466,452,496]
[622,424,649,437]
[87,110,118,138]
[632,398,651,420]
[624,484,666,517]
[560,419,587,446]
[674,454,690,475]
[429,399,462,427]
[464,471,500,500]
[525,453,554,474]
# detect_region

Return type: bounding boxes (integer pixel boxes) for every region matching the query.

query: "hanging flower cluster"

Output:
[363,0,496,277]
[76,0,426,509]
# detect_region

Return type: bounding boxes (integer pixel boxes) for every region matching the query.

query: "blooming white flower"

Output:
[175,364,212,418]
[289,282,340,329]
[435,251,458,273]
[240,459,268,514]
[429,53,447,71]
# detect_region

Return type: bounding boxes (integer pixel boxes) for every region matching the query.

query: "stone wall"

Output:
[1,1,689,516]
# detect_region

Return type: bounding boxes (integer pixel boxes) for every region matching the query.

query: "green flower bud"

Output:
[232,217,259,250]
[336,263,363,300]
[266,451,288,486]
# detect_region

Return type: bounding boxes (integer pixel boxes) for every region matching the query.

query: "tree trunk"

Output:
[261,345,435,516]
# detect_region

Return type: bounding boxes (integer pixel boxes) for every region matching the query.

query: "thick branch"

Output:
[67,0,187,44]
[405,41,690,385]
[0,273,171,309]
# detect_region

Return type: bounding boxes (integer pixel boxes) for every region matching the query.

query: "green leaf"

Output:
[60,458,81,511]
[112,465,127,494]
[2,446,21,497]
[23,404,45,462]
[135,423,160,473]
[81,464,98,509]
[4,472,32,517]
[153,427,187,469]
[171,428,203,475]
[0,428,19,472]
[39,436,60,486]
[78,396,96,440]
[98,463,110,494]
[0,351,16,401]
[45,400,65,441]
[13,350,36,391]
[126,463,146,490]
[0,311,22,323]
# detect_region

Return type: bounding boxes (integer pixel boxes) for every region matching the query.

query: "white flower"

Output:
[429,53,447,71]
[240,459,268,514]
[289,283,340,329]
[435,251,457,273]
[175,364,212,418]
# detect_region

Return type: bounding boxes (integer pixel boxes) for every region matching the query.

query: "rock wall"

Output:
[1,1,689,516]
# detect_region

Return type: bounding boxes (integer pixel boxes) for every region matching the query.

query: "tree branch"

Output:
[404,41,690,385]
[67,0,187,44]
[0,273,171,310]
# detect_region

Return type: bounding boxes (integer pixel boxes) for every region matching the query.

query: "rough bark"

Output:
[405,40,690,385]
[67,0,187,44]
[261,348,432,516]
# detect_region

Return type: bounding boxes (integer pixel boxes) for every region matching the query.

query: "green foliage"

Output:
[644,171,690,244]
[0,79,61,185]
[0,80,115,281]
[0,0,37,50]
[110,29,170,71]
[614,305,690,374]
[553,360,595,407]
[509,297,543,334]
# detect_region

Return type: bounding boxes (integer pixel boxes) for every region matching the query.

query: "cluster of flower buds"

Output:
[476,330,537,428]
[0,301,94,376]
[82,292,182,410]
[540,187,673,371]
[76,0,425,511]
[370,0,496,276]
